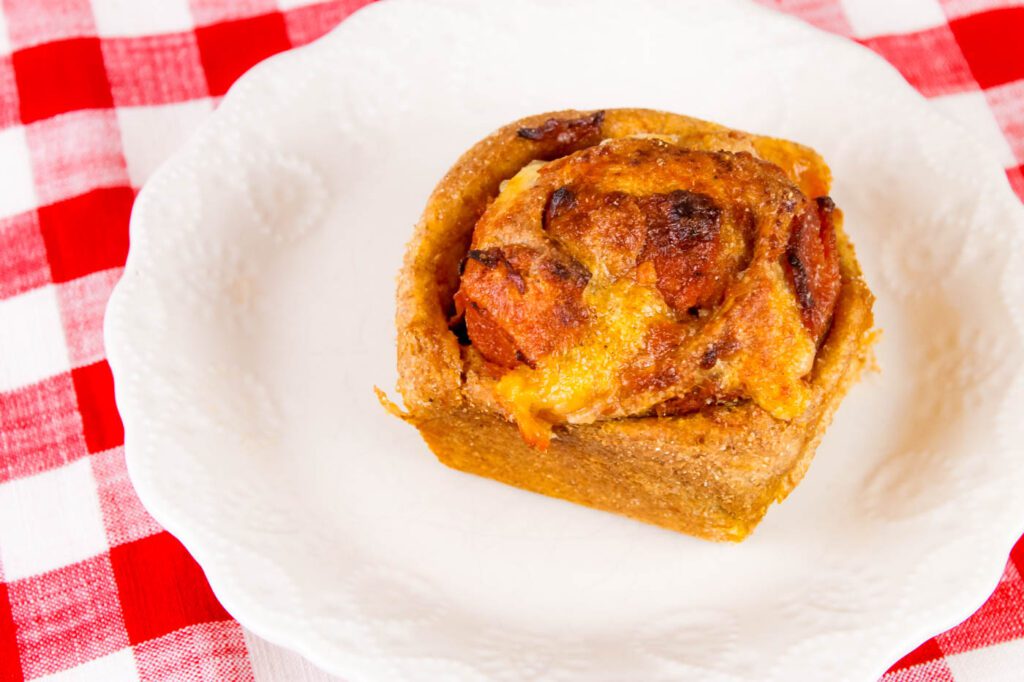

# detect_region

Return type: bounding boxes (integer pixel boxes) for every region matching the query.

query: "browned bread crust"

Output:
[394,109,875,541]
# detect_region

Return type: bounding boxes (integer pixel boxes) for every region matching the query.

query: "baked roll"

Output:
[390,109,875,541]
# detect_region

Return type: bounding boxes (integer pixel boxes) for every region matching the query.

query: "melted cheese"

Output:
[724,266,815,420]
[496,278,671,449]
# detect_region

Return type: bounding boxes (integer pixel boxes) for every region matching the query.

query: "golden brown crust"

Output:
[394,109,875,541]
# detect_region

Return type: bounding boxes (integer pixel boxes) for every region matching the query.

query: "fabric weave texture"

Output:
[0,0,1022,679]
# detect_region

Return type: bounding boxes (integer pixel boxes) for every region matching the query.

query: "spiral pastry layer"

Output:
[454,120,843,448]
[392,109,875,540]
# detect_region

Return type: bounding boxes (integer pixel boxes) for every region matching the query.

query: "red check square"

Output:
[0,211,50,301]
[888,636,945,672]
[0,582,24,681]
[0,373,88,484]
[862,25,977,97]
[949,7,1024,89]
[1008,166,1024,203]
[71,360,124,454]
[110,532,231,645]
[102,32,210,107]
[12,38,113,125]
[37,186,134,284]
[134,621,253,682]
[1014,528,1024,576]
[7,554,129,679]
[195,13,292,96]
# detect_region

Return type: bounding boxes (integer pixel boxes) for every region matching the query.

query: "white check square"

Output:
[90,0,194,37]
[946,638,1024,681]
[841,0,946,36]
[0,285,71,393]
[0,126,38,219]
[0,458,108,580]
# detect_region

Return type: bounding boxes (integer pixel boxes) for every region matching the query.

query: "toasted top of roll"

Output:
[397,109,854,451]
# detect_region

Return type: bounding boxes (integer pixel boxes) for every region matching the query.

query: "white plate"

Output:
[104,0,1024,679]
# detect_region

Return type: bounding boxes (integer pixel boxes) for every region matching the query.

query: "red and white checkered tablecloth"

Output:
[0,0,1021,679]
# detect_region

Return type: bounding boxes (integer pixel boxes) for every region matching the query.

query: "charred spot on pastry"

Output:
[514,349,537,369]
[553,300,586,327]
[450,316,470,345]
[687,306,701,317]
[469,247,526,293]
[547,260,572,280]
[516,111,605,148]
[698,338,739,370]
[642,190,722,253]
[551,187,576,213]
[700,335,741,366]
[544,256,591,286]
[786,248,814,311]
[816,195,835,213]
[711,152,736,172]
[467,248,505,269]
[603,191,627,208]
[507,268,527,294]
[665,190,721,243]
[543,186,577,229]
[447,290,467,330]
[699,345,719,369]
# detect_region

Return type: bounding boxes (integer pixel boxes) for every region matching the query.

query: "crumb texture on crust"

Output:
[395,108,875,541]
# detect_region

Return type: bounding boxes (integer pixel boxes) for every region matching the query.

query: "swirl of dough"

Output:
[454,114,841,448]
